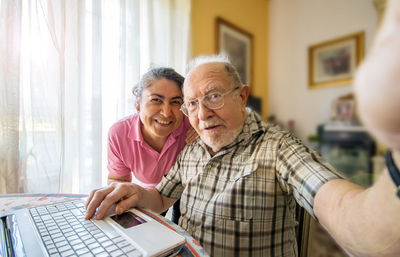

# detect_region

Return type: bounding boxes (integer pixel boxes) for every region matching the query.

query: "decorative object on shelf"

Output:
[331,94,356,122]
[216,17,253,86]
[308,32,364,89]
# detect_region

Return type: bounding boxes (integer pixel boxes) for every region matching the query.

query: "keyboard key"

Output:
[76,247,90,255]
[95,252,110,257]
[57,245,71,253]
[105,244,118,253]
[47,247,58,254]
[72,243,86,250]
[112,236,125,243]
[117,240,131,249]
[126,249,142,257]
[86,238,96,245]
[66,235,78,241]
[51,232,62,239]
[80,252,94,257]
[102,240,113,248]
[87,242,100,250]
[75,227,85,233]
[92,247,106,254]
[109,249,124,257]
[69,238,82,246]
[55,241,68,248]
[59,249,74,257]
[46,243,56,249]
[121,245,137,253]
[53,236,66,243]
[97,236,108,243]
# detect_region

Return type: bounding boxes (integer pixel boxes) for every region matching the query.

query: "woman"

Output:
[107,67,193,224]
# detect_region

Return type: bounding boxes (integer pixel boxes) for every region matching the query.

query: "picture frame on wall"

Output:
[308,31,364,89]
[216,17,253,85]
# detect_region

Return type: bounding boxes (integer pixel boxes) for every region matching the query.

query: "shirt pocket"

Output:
[215,162,258,221]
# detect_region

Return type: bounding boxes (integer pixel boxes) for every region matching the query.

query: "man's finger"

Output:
[85,186,115,219]
[94,183,136,219]
[115,194,140,215]
[85,188,97,209]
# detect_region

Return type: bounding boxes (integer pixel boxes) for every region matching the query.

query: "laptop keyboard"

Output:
[29,200,142,257]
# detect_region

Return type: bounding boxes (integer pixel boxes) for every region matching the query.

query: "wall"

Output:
[268,0,378,142]
[191,0,269,120]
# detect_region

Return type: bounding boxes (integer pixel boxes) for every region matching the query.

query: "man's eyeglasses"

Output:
[180,86,240,117]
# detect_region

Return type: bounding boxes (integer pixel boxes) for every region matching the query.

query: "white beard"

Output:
[200,124,242,153]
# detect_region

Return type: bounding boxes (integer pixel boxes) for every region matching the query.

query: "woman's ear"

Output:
[135,102,140,112]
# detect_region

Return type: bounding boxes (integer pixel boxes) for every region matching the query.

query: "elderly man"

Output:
[86,1,400,254]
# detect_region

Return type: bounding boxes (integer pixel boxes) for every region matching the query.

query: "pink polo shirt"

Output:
[107,114,190,188]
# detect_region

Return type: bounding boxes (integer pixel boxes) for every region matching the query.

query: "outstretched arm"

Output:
[314,154,400,256]
[314,0,400,255]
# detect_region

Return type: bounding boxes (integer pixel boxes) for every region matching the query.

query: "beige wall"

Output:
[191,0,269,120]
[269,0,378,142]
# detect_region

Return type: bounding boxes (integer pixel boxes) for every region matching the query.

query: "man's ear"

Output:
[239,85,250,107]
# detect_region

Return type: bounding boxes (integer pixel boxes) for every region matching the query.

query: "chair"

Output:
[295,204,311,257]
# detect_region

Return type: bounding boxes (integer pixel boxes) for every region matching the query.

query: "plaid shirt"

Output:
[156,111,340,257]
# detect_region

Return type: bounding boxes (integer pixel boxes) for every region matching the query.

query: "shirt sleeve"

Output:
[275,132,342,219]
[107,126,132,179]
[156,153,184,199]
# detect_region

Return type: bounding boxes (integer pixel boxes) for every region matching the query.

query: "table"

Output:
[0,194,208,257]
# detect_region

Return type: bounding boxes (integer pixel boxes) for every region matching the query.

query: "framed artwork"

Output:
[308,32,364,89]
[216,17,253,85]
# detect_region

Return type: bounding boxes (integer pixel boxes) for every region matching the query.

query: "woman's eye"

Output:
[171,99,183,105]
[150,98,162,104]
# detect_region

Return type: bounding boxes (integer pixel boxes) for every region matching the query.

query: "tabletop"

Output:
[0,193,208,257]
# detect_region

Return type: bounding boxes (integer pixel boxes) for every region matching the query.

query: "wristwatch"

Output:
[385,150,400,199]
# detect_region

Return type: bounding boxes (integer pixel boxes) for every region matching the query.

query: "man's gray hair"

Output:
[185,54,243,87]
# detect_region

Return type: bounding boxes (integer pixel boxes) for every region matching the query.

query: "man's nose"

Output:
[197,102,213,120]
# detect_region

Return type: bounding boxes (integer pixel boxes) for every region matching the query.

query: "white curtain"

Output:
[0,0,191,194]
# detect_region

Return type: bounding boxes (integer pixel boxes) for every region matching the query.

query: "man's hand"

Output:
[354,0,400,151]
[85,182,143,220]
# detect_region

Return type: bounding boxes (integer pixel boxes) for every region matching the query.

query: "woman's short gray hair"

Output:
[185,54,243,87]
[132,67,184,103]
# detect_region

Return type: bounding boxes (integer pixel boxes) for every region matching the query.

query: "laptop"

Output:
[0,199,185,257]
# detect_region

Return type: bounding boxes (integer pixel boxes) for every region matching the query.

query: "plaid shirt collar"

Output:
[196,111,267,157]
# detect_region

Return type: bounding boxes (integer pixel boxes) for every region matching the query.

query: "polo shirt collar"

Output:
[128,114,143,141]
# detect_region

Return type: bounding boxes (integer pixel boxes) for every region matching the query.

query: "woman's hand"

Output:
[107,173,131,185]
[185,126,198,143]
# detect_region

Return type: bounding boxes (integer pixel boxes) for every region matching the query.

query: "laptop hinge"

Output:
[1,215,15,257]
[1,214,27,257]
